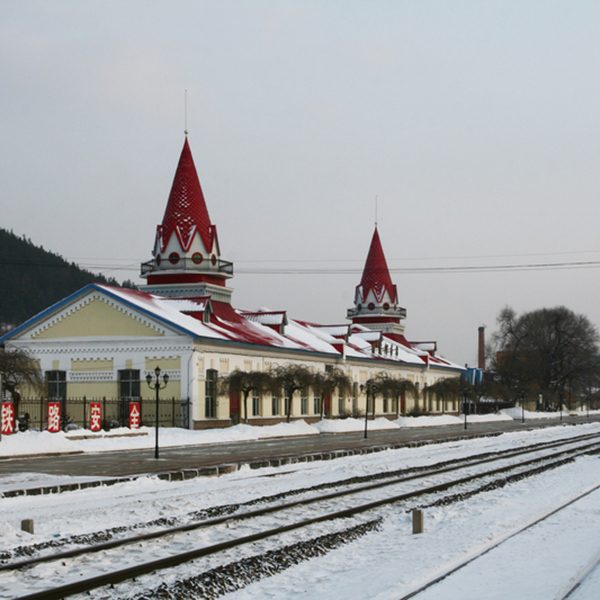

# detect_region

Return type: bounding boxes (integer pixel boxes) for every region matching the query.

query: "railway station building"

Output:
[0,138,462,429]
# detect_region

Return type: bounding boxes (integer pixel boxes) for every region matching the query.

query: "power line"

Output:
[235,261,600,275]
[3,258,600,276]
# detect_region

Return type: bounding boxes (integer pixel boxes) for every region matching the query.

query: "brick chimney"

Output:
[478,326,485,370]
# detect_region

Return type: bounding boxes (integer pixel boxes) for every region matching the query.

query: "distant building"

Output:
[0,138,462,428]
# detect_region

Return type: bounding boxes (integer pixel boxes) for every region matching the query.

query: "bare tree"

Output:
[272,364,316,423]
[218,370,276,423]
[0,347,45,436]
[313,367,353,420]
[489,306,600,409]
[375,374,418,417]
[423,377,463,414]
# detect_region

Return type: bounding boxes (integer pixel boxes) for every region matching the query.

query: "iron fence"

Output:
[7,397,191,432]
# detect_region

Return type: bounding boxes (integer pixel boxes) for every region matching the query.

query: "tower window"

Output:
[169,252,180,265]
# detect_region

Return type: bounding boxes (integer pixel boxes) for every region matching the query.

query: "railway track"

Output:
[5,431,600,600]
[396,481,600,600]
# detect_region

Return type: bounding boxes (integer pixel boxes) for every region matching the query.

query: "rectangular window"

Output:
[272,397,280,416]
[300,389,308,415]
[252,393,261,416]
[119,370,140,398]
[205,369,218,418]
[383,397,389,413]
[338,394,344,415]
[46,371,66,399]
[313,396,320,415]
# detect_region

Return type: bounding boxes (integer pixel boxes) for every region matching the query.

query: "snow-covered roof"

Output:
[161,296,211,313]
[0,283,462,371]
[238,310,287,327]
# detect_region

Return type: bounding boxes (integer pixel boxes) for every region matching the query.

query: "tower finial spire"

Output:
[375,195,378,227]
[184,89,188,136]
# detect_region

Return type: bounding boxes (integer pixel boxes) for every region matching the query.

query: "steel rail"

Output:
[396,482,600,600]
[554,547,600,600]
[12,437,600,600]
[4,431,600,574]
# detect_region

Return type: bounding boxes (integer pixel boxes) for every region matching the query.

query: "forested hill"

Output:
[0,228,137,330]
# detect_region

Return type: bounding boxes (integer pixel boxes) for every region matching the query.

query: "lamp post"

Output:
[360,379,381,440]
[360,383,369,439]
[463,388,469,430]
[587,396,590,419]
[521,393,525,424]
[560,396,563,422]
[146,366,169,459]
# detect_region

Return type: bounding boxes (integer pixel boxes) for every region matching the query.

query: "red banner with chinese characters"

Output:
[47,402,61,433]
[1,403,15,435]
[129,402,141,429]
[90,402,102,432]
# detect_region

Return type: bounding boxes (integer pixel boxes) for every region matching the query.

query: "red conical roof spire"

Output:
[358,227,397,303]
[159,138,213,252]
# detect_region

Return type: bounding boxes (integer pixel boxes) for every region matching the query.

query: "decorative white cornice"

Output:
[69,371,114,382]
[143,369,181,381]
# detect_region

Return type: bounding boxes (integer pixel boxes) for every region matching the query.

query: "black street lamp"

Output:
[587,397,590,419]
[146,366,169,459]
[360,383,369,439]
[360,380,381,440]
[463,388,469,430]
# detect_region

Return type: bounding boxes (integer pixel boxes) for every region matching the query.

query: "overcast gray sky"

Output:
[2,1,600,367]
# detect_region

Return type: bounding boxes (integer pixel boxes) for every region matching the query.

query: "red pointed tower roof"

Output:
[159,138,213,252]
[358,227,397,303]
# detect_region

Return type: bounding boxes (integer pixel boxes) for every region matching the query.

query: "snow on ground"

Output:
[312,416,399,433]
[503,406,587,420]
[0,410,596,460]
[396,412,513,427]
[216,425,600,600]
[1,423,600,599]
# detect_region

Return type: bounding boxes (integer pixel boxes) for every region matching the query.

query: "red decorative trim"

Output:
[147,273,226,286]
[352,316,400,324]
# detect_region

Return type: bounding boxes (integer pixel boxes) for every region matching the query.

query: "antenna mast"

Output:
[375,195,378,227]
[184,90,188,136]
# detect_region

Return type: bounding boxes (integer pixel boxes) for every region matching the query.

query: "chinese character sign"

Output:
[1,404,15,435]
[129,402,140,429]
[90,403,102,432]
[47,402,61,433]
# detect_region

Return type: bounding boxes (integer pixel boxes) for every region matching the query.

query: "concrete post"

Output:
[412,509,423,534]
[21,519,34,534]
